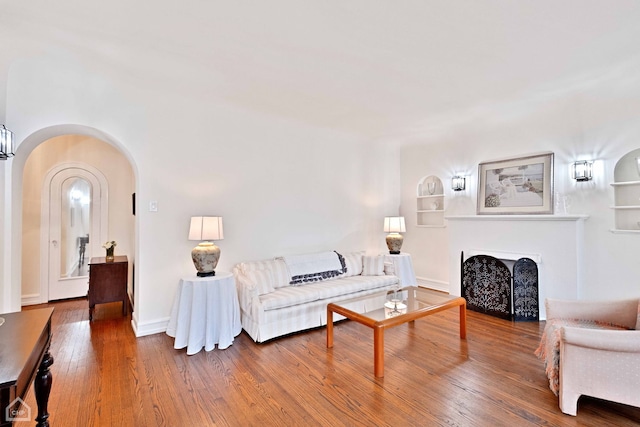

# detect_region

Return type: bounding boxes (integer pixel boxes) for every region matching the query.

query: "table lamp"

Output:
[189,216,224,277]
[384,216,406,254]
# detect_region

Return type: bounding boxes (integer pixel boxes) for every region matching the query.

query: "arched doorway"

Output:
[12,128,136,311]
[40,163,108,301]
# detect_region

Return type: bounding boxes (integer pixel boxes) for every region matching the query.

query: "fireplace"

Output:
[447,214,588,320]
[461,253,539,321]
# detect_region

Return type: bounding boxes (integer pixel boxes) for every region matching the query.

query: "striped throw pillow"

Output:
[341,251,364,277]
[362,255,385,276]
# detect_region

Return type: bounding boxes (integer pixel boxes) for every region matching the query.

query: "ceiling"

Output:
[2,0,640,141]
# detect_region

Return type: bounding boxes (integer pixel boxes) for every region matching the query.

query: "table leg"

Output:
[373,326,384,377]
[34,349,54,427]
[326,307,334,348]
[459,302,467,339]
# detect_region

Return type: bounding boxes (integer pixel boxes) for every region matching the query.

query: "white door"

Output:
[47,167,104,301]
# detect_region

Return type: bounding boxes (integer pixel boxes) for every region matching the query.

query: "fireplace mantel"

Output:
[447,214,588,319]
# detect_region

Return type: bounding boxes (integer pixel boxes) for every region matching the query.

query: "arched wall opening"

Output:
[8,125,138,319]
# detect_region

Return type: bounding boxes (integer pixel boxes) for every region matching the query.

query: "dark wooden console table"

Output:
[0,308,54,426]
[88,256,128,321]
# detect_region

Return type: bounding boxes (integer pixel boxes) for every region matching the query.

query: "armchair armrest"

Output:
[546,298,639,329]
[561,327,640,353]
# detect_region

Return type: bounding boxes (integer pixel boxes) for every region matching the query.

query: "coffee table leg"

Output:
[327,306,334,348]
[459,302,467,339]
[373,326,384,377]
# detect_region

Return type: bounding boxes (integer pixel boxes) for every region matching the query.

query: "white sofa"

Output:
[232,251,400,342]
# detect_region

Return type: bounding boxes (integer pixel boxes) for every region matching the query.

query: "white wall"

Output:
[3,51,399,335]
[400,60,640,301]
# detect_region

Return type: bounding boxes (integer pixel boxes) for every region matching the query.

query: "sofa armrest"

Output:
[561,327,640,353]
[383,262,395,276]
[233,269,259,310]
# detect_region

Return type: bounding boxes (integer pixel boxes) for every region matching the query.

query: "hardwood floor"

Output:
[18,298,640,426]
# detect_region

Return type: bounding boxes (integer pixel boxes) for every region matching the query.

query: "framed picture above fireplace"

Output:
[477,152,554,215]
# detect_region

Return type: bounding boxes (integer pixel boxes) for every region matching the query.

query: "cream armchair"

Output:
[536,298,640,416]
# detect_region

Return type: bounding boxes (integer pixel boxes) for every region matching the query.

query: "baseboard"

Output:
[131,316,170,337]
[21,293,44,306]
[416,276,450,293]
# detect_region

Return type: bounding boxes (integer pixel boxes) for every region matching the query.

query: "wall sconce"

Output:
[451,175,466,191]
[571,160,593,182]
[0,125,14,160]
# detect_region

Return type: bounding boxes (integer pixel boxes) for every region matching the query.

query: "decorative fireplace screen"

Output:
[461,253,539,321]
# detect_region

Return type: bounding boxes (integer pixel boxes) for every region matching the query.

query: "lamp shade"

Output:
[384,217,406,233]
[189,216,224,241]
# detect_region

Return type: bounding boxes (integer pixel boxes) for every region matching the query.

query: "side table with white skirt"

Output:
[384,253,417,287]
[166,272,242,355]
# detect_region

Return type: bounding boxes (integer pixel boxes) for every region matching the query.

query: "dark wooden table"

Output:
[0,308,54,426]
[88,256,128,321]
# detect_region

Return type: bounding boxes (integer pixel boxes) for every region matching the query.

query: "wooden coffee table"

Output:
[327,286,466,377]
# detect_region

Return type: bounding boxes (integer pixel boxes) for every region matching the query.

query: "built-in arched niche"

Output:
[611,148,640,233]
[416,175,445,227]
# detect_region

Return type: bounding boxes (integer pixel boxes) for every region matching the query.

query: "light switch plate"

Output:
[149,201,158,212]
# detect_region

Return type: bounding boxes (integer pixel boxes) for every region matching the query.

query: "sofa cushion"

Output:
[245,269,275,296]
[362,255,385,276]
[259,285,323,311]
[239,258,291,288]
[259,274,399,311]
[313,274,398,300]
[341,251,364,277]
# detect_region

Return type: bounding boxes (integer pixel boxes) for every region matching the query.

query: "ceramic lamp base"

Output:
[386,233,403,254]
[192,242,220,277]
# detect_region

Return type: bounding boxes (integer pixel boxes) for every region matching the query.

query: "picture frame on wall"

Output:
[477,152,554,215]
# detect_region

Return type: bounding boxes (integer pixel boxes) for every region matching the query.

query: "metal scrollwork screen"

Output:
[461,254,512,320]
[513,257,539,321]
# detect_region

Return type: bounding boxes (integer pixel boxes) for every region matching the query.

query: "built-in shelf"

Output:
[417,175,445,227]
[610,229,640,234]
[610,180,640,187]
[611,149,640,232]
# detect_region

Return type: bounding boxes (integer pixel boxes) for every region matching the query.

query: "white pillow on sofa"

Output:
[362,255,385,276]
[341,251,364,277]
[244,269,275,295]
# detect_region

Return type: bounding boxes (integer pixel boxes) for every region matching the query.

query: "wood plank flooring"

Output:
[17,298,640,426]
